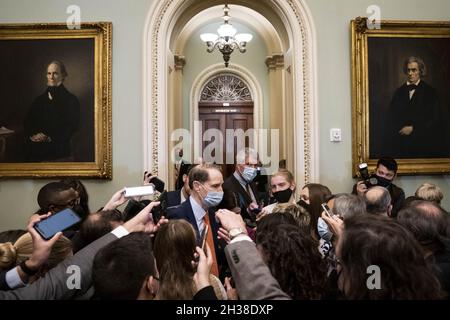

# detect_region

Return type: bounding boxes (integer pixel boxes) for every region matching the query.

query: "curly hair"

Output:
[272,204,311,234]
[256,224,327,299]
[340,214,445,299]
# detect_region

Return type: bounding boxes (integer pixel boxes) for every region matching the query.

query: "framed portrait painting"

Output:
[0,22,112,178]
[351,18,450,175]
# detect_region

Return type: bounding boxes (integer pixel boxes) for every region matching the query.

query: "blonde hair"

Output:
[415,183,443,205]
[270,169,296,195]
[0,233,72,273]
[0,242,17,270]
[270,169,295,185]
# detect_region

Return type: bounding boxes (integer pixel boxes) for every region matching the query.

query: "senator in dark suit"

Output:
[167,164,226,277]
[223,173,259,221]
[222,148,261,223]
[167,198,219,245]
[387,56,445,158]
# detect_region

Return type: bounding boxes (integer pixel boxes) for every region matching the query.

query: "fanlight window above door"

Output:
[200,74,252,102]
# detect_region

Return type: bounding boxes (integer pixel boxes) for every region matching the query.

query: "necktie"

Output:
[407,84,417,91]
[245,183,251,196]
[246,183,256,203]
[203,212,219,277]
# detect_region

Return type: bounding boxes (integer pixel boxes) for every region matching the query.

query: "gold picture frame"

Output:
[0,22,112,179]
[351,18,450,176]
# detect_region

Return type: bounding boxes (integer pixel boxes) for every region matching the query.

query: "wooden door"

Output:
[199,102,253,179]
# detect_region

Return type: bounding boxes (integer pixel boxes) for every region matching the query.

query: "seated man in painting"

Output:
[386,56,445,158]
[24,60,80,162]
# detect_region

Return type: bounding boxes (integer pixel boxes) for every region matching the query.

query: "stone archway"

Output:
[143,0,319,187]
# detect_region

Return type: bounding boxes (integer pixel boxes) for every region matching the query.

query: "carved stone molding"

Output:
[145,0,319,185]
[265,54,284,70]
[174,54,186,71]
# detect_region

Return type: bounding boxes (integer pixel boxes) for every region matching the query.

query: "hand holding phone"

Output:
[321,203,334,219]
[124,185,154,198]
[151,190,167,224]
[143,172,165,193]
[34,208,81,240]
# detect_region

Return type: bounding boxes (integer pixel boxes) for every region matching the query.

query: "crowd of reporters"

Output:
[0,151,449,300]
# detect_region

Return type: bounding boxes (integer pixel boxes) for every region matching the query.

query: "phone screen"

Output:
[34,208,81,240]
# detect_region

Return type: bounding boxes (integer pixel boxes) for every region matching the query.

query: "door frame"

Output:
[143,0,320,187]
[199,102,254,179]
[190,63,263,146]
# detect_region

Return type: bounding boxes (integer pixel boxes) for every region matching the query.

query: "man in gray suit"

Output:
[0,201,164,300]
[1,203,288,300]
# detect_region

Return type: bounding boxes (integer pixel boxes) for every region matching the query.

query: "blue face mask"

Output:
[203,191,224,208]
[242,166,257,183]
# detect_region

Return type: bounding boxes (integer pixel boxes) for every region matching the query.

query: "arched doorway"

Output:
[198,73,254,178]
[143,0,319,189]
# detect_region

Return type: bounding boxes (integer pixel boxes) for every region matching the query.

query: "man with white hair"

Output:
[24,60,80,162]
[222,147,261,225]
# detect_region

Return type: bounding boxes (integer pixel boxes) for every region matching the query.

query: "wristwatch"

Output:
[20,259,38,276]
[229,227,247,240]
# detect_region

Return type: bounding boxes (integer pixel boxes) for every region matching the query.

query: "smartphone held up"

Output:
[321,203,335,219]
[34,208,81,240]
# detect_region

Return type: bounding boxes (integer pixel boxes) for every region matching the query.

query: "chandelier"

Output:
[200,4,253,67]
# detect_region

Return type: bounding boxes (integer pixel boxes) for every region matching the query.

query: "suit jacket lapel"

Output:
[183,199,200,237]
[231,175,252,204]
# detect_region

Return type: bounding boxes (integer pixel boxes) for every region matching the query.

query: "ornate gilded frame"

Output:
[0,22,112,179]
[351,17,450,175]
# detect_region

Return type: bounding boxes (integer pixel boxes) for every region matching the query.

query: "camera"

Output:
[358,163,380,188]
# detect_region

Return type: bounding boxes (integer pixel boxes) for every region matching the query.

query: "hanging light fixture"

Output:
[200,4,253,67]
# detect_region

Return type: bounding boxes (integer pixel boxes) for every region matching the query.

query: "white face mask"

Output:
[199,183,224,208]
[203,191,224,208]
[242,166,257,183]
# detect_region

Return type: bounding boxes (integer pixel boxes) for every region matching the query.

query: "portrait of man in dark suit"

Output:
[386,56,445,158]
[24,60,80,162]
[0,38,95,164]
[367,37,450,161]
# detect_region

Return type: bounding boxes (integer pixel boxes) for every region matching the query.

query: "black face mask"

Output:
[273,188,293,203]
[372,174,392,188]
[297,199,311,212]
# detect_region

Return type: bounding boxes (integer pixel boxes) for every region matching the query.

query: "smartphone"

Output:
[34,208,81,240]
[197,225,209,251]
[321,203,334,219]
[251,207,262,214]
[124,185,154,197]
[143,172,165,193]
[151,190,167,223]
